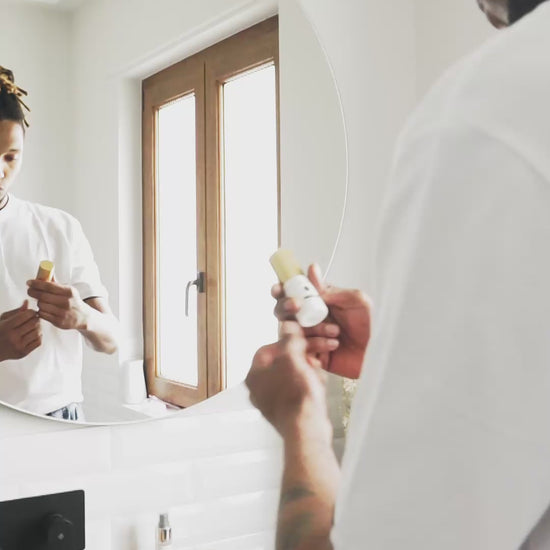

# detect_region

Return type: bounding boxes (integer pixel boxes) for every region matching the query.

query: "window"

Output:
[143,17,279,408]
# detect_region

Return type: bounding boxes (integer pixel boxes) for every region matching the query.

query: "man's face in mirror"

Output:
[0,120,24,202]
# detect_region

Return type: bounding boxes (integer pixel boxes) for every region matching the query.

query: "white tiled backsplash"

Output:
[0,381,345,550]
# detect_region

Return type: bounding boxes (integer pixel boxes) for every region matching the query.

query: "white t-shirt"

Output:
[0,195,107,415]
[332,3,550,549]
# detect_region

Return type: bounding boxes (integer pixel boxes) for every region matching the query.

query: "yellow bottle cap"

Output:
[36,260,54,282]
[270,249,303,284]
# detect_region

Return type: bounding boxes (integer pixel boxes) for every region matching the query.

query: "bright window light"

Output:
[223,64,279,387]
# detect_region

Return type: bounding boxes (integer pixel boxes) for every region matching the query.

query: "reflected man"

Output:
[0,67,118,421]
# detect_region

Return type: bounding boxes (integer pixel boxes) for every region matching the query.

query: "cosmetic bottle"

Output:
[36,260,54,282]
[156,512,172,549]
[270,249,329,328]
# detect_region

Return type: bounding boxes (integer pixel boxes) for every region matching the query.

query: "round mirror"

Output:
[0,0,347,424]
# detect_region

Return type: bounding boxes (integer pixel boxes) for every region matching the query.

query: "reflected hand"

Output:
[273,264,372,379]
[27,278,88,331]
[0,300,42,361]
[246,321,332,441]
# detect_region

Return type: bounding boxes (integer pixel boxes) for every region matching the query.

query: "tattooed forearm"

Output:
[275,431,339,550]
[279,485,315,511]
[277,512,314,550]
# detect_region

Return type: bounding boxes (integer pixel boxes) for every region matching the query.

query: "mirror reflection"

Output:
[0,0,347,424]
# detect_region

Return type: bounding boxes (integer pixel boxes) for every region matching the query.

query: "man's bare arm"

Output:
[277,422,340,550]
[27,279,119,354]
[80,297,119,354]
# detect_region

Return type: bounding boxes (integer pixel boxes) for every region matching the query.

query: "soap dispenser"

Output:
[156,513,172,549]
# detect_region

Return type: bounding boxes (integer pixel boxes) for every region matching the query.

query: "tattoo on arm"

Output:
[277,512,314,550]
[279,485,315,510]
[277,486,318,550]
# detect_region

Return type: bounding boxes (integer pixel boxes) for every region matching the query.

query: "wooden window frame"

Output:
[143,17,280,408]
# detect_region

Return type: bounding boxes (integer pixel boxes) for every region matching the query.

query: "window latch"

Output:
[185,272,205,317]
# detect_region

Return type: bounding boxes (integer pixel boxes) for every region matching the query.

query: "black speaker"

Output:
[0,490,85,550]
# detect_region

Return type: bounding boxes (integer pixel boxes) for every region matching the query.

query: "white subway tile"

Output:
[0,378,335,550]
[111,512,157,550]
[0,404,76,438]
[194,530,276,550]
[17,462,195,523]
[0,427,111,483]
[193,449,283,500]
[79,465,194,520]
[111,410,281,468]
[85,518,111,550]
[169,489,280,546]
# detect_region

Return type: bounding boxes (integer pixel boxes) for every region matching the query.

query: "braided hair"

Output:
[0,67,30,130]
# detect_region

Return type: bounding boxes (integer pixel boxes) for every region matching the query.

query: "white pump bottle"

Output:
[270,249,329,328]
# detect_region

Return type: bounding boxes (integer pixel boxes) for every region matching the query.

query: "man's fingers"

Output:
[279,320,304,338]
[307,263,326,294]
[1,309,19,321]
[21,327,42,347]
[28,288,70,307]
[304,323,340,338]
[26,279,71,296]
[306,337,339,355]
[306,355,323,369]
[17,317,41,339]
[307,264,365,310]
[305,263,372,312]
[250,323,313,386]
[1,300,30,321]
[23,337,42,355]
[37,311,58,326]
[36,301,65,317]
[317,351,331,370]
[271,283,284,299]
[278,322,308,358]
[274,297,301,321]
[247,342,279,398]
[5,309,38,330]
[323,287,372,311]
[251,342,279,369]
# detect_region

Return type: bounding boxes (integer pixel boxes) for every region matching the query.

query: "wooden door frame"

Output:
[142,55,208,407]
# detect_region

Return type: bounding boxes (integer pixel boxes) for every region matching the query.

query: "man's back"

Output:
[332,3,550,549]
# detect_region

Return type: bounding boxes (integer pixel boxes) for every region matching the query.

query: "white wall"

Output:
[0,385,284,549]
[299,0,418,292]
[0,4,73,212]
[415,0,497,100]
[278,0,347,273]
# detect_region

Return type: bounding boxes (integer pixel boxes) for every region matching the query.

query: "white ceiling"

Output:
[1,0,90,11]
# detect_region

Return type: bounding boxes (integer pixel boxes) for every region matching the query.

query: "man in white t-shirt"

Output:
[247,1,550,548]
[0,67,119,420]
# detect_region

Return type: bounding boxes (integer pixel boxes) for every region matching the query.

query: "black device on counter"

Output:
[0,490,85,550]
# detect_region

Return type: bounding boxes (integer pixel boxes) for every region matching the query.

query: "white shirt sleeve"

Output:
[69,218,108,301]
[332,122,550,550]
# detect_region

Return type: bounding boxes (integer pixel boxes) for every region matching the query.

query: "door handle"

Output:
[185,272,205,317]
